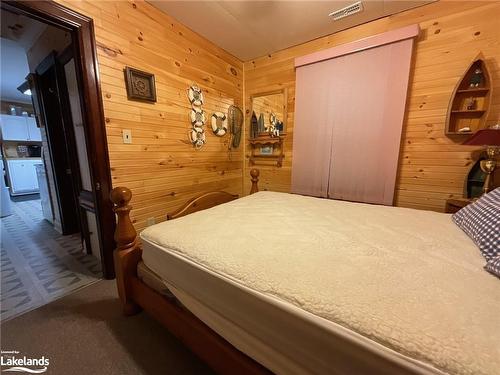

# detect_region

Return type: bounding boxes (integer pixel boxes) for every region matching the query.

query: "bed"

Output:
[110,169,500,375]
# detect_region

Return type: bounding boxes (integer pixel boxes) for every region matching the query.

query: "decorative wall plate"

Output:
[190,108,206,126]
[188,85,204,106]
[211,112,228,136]
[124,66,156,103]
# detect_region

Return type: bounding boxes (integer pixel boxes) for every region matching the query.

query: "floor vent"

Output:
[329,1,363,21]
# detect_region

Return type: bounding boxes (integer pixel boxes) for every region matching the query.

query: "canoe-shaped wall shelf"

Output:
[445,53,492,136]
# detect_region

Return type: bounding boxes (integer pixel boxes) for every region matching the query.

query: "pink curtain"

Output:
[291,38,414,205]
[291,60,337,197]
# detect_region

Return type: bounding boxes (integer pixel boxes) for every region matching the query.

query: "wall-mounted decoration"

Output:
[187,83,206,149]
[124,67,156,103]
[249,137,284,167]
[250,111,259,139]
[188,85,204,106]
[469,68,484,88]
[251,89,288,136]
[258,113,265,133]
[211,112,228,136]
[260,145,273,155]
[228,105,243,148]
[190,108,206,127]
[445,52,492,136]
[269,112,277,127]
[249,89,288,167]
[190,127,206,150]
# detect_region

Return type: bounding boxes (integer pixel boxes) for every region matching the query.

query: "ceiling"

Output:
[0,10,47,51]
[0,38,31,103]
[149,1,433,61]
[0,9,48,103]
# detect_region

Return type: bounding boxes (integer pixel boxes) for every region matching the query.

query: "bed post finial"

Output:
[110,187,137,250]
[110,186,141,316]
[250,168,259,194]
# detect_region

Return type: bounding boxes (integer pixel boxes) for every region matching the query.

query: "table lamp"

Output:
[463,124,500,194]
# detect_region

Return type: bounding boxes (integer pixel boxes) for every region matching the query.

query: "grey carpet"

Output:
[1,280,214,375]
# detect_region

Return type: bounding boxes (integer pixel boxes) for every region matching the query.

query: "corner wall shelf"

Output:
[445,52,492,136]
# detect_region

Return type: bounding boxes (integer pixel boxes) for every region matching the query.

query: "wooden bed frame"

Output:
[110,168,271,375]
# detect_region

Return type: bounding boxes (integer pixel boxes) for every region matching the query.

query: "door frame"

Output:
[2,1,115,278]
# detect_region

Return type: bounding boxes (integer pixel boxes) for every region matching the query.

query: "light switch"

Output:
[122,129,132,144]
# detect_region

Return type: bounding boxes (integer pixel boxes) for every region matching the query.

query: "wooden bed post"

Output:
[250,168,259,194]
[110,187,142,315]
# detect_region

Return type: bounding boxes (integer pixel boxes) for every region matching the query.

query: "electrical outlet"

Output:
[122,129,132,144]
[146,217,156,226]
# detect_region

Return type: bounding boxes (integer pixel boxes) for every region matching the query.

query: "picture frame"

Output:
[260,145,273,155]
[124,66,157,103]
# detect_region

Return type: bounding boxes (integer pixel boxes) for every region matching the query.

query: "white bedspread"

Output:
[141,191,500,375]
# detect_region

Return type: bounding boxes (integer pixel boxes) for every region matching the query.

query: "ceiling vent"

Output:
[329,1,363,21]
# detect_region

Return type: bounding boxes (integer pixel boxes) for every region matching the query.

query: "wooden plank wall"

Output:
[243,1,500,212]
[56,0,244,231]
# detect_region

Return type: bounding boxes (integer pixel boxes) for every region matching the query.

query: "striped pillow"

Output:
[485,255,500,278]
[452,187,500,260]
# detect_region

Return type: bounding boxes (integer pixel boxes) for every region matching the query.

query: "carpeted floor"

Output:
[1,280,214,375]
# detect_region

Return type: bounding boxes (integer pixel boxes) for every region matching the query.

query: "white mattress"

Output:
[140,192,500,375]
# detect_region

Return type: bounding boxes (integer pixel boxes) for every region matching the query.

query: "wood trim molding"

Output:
[3,0,115,278]
[295,24,420,68]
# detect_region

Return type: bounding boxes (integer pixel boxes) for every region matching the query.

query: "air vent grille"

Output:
[329,1,363,21]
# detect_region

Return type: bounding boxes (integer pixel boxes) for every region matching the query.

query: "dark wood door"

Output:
[33,52,81,235]
[57,47,96,255]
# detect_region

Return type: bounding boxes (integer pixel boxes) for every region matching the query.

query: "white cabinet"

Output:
[0,115,29,141]
[6,159,42,195]
[0,114,41,141]
[27,117,42,141]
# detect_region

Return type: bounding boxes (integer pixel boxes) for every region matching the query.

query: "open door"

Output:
[30,50,96,259]
[32,53,81,235]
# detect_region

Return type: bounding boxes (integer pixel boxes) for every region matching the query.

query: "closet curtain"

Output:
[291,37,414,205]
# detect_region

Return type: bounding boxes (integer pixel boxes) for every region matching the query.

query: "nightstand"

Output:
[445,198,475,214]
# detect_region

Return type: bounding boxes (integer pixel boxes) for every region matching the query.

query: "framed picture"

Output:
[260,145,273,155]
[124,66,157,103]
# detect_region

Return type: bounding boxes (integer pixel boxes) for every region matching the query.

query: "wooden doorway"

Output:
[2,1,115,278]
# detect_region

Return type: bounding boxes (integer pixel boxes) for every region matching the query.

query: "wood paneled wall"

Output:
[56,0,244,231]
[243,1,500,212]
[56,0,500,219]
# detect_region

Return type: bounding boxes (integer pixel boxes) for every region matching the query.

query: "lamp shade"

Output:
[463,127,500,146]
